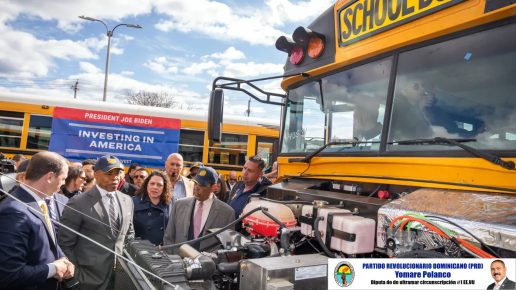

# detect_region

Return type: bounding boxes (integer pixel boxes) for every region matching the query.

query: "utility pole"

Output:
[246,98,251,117]
[71,79,79,99]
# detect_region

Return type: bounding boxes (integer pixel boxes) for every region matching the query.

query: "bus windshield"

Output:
[281,22,516,154]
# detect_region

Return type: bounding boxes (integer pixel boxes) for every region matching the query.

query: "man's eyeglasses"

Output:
[134,175,147,179]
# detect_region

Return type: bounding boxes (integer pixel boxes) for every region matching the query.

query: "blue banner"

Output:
[49,107,180,168]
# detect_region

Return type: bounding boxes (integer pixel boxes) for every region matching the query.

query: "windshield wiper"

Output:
[395,137,515,170]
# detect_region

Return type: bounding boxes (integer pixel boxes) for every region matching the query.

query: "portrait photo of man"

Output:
[487,259,515,290]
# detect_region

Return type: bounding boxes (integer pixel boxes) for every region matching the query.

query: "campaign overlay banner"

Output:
[328,258,515,290]
[49,107,180,168]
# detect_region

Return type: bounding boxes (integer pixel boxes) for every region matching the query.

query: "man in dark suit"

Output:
[59,155,134,290]
[487,260,515,290]
[164,166,235,252]
[0,151,74,289]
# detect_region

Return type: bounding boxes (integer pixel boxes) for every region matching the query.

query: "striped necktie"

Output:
[107,193,120,235]
[45,197,56,221]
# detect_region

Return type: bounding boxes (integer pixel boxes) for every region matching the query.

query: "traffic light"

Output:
[275,26,326,65]
[275,35,304,65]
[293,26,325,59]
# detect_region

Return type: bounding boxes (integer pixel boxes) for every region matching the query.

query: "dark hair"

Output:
[12,154,27,162]
[214,174,228,201]
[25,152,67,181]
[135,171,172,206]
[248,155,265,170]
[128,162,141,172]
[82,159,96,166]
[16,159,30,173]
[134,167,147,175]
[64,166,84,187]
[491,259,506,268]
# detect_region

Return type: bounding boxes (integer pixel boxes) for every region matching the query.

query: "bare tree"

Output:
[126,90,177,108]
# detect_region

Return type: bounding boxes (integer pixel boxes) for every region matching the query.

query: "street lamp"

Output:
[79,16,142,102]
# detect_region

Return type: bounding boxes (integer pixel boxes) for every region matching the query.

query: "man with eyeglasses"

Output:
[164,166,234,253]
[165,153,194,205]
[132,167,149,189]
[225,171,238,192]
[390,77,436,140]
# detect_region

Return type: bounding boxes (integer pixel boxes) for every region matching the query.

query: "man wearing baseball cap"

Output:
[186,162,203,179]
[59,155,135,290]
[164,166,234,252]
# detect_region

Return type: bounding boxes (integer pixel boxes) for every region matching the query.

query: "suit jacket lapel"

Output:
[115,191,126,235]
[28,200,58,245]
[88,188,111,235]
[183,199,195,237]
[17,189,58,249]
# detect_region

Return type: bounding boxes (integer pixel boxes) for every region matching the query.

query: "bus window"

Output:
[388,22,516,151]
[208,133,247,166]
[282,82,325,153]
[0,110,24,149]
[179,129,204,162]
[281,57,392,153]
[323,57,391,151]
[256,136,277,168]
[27,115,52,150]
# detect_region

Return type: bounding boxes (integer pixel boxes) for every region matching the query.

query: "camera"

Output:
[0,159,16,174]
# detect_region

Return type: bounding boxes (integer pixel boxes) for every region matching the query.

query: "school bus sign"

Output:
[338,0,465,47]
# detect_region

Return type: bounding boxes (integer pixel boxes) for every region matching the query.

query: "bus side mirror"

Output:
[208,88,224,143]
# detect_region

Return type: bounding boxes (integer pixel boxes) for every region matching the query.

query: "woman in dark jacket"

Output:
[132,171,172,245]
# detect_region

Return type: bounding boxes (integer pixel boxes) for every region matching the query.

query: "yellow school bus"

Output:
[210,0,516,258]
[0,93,279,175]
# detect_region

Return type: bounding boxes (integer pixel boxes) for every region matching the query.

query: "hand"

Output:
[63,259,75,279]
[53,258,69,281]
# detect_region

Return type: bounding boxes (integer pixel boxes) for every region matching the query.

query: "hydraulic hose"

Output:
[313,216,337,258]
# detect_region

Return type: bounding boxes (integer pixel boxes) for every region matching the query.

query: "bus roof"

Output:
[0,91,280,129]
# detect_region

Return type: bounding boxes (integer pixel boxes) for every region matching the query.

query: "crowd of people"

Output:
[0,151,275,290]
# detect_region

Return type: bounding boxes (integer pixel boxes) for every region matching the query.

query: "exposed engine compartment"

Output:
[122,178,516,290]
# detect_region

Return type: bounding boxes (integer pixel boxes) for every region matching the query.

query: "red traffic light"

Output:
[275,26,326,65]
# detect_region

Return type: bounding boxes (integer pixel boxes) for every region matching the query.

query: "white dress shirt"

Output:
[194,193,214,233]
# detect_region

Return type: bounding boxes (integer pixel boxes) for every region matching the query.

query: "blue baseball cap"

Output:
[191,162,203,169]
[192,166,218,186]
[94,155,124,173]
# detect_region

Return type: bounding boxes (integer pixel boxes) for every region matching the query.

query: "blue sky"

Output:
[0,0,334,119]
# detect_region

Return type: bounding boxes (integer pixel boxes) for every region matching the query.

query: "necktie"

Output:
[39,202,55,241]
[45,197,56,221]
[193,201,203,238]
[494,283,500,290]
[107,193,120,235]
